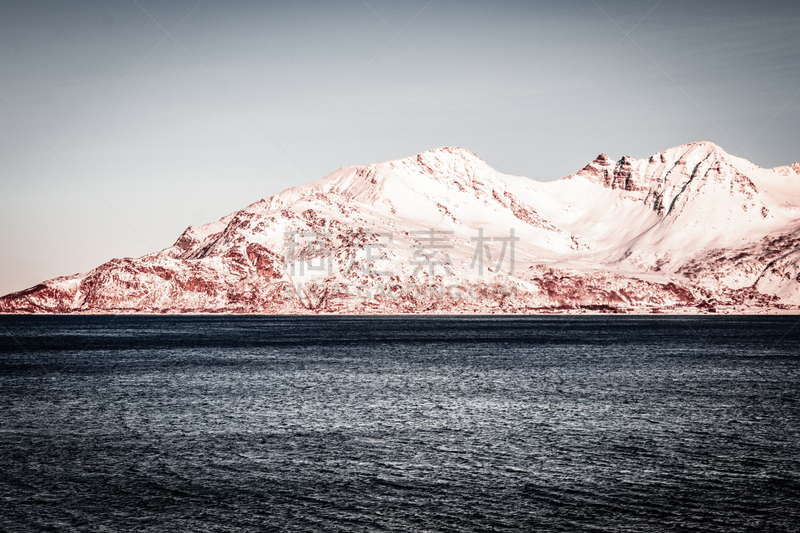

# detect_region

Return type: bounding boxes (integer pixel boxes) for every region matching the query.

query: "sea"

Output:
[1,315,799,532]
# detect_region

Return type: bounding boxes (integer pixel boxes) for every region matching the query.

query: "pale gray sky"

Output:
[1,0,799,295]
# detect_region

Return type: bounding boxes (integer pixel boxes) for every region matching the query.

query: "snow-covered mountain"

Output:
[3,141,799,314]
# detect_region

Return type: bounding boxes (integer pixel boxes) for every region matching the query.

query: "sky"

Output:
[1,0,799,296]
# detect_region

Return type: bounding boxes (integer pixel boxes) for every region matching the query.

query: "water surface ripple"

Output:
[1,316,799,532]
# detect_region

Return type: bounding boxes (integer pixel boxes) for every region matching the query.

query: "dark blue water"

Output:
[1,316,799,532]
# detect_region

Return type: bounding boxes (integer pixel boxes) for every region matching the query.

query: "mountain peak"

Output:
[685,140,722,151]
[406,146,488,173]
[418,146,483,161]
[571,141,751,213]
[317,146,495,204]
[388,146,494,189]
[664,140,728,161]
[593,153,613,164]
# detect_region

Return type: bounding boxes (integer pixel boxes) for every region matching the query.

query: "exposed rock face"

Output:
[2,142,800,314]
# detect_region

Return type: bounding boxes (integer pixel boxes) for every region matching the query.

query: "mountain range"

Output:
[2,141,799,314]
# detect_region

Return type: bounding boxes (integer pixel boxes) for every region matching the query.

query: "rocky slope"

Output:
[2,142,799,314]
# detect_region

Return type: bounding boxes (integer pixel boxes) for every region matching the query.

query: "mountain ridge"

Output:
[2,141,799,314]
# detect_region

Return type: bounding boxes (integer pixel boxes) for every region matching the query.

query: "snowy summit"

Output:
[2,142,800,314]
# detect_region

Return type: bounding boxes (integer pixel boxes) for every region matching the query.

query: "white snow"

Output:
[3,142,799,313]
